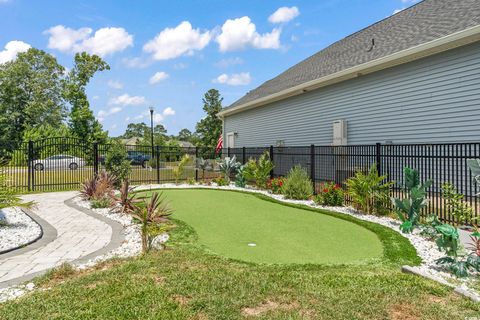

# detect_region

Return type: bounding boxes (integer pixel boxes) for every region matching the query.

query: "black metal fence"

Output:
[1,138,479,223]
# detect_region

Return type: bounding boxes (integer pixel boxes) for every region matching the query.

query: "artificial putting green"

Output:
[140,189,383,264]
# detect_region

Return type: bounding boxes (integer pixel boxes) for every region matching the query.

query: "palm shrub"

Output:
[441,183,474,226]
[131,192,173,253]
[281,165,313,200]
[196,157,210,182]
[392,167,432,233]
[79,170,116,204]
[218,155,241,183]
[243,151,274,189]
[111,179,139,213]
[172,154,190,184]
[345,165,392,215]
[105,141,131,187]
[0,167,33,210]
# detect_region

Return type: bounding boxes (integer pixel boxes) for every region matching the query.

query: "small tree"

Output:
[105,141,131,186]
[243,151,274,189]
[131,192,173,253]
[172,154,190,184]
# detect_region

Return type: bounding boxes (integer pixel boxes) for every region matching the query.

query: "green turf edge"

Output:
[137,188,421,267]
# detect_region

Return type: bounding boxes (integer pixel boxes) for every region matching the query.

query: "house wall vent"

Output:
[332,120,347,145]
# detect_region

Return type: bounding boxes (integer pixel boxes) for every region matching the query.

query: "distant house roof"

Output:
[178,140,195,148]
[220,0,480,116]
[121,137,141,145]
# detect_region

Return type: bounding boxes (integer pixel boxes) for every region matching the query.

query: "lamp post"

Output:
[149,106,154,157]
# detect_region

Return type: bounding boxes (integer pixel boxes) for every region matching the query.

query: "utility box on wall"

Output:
[332,120,347,145]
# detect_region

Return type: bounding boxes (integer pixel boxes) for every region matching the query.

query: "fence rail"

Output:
[1,138,479,224]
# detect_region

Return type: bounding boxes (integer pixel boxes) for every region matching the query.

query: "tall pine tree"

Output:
[195,89,223,147]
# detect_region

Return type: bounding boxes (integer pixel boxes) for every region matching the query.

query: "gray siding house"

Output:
[218,0,480,148]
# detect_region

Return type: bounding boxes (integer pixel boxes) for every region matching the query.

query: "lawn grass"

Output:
[0,218,478,319]
[138,189,384,265]
[0,189,478,319]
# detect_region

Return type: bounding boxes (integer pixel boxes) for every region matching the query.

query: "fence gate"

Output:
[29,137,94,191]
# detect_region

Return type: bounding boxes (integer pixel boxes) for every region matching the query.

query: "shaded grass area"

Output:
[138,189,383,265]
[0,219,478,319]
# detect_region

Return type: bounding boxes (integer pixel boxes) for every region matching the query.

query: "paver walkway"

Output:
[0,192,114,287]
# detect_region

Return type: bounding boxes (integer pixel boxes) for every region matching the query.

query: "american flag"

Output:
[215,135,223,155]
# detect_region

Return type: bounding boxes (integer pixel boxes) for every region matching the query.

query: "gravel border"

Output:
[0,207,42,254]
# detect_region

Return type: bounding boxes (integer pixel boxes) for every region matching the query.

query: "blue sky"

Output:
[0,0,418,136]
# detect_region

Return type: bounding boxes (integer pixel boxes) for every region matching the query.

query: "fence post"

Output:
[376,142,382,174]
[310,144,316,195]
[195,147,198,182]
[227,147,231,158]
[242,147,246,164]
[156,145,160,184]
[27,140,33,192]
[269,145,274,179]
[93,142,99,177]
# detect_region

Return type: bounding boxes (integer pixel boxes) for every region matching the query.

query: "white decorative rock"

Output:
[150,233,169,250]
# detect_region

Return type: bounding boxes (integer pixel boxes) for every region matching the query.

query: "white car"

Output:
[33,155,85,171]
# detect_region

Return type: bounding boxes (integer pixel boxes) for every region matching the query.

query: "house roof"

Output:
[221,0,480,115]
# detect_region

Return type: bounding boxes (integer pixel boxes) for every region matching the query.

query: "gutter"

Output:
[218,25,480,118]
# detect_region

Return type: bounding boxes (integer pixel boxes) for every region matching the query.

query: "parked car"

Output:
[98,150,151,168]
[33,155,85,171]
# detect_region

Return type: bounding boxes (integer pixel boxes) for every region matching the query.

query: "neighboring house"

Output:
[218,0,480,148]
[178,141,195,148]
[121,137,141,146]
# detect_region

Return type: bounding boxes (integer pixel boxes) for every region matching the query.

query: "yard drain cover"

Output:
[247,243,257,247]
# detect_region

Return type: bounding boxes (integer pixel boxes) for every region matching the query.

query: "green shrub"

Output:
[281,166,313,200]
[235,165,247,188]
[105,141,131,186]
[314,182,344,206]
[213,177,228,186]
[218,156,241,183]
[392,167,431,233]
[0,167,33,210]
[243,151,274,189]
[441,183,474,225]
[172,154,190,184]
[90,197,112,209]
[345,165,392,216]
[187,178,196,185]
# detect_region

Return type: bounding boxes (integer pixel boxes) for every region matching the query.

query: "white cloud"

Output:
[97,106,122,122]
[135,107,176,124]
[109,94,146,106]
[162,107,175,116]
[107,80,123,89]
[214,72,251,86]
[215,57,243,68]
[216,16,281,52]
[122,56,151,69]
[143,21,211,60]
[268,6,300,24]
[45,25,133,57]
[149,71,169,85]
[0,40,31,64]
[173,62,187,70]
[392,8,404,15]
